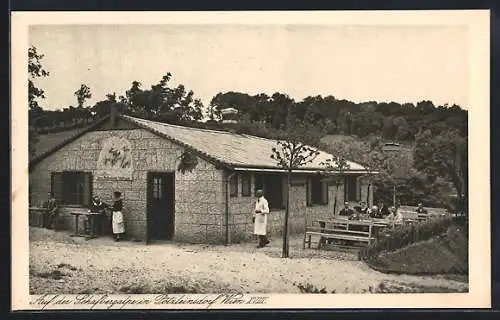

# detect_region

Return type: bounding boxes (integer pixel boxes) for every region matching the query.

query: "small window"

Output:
[229,174,238,197]
[241,174,251,197]
[309,175,328,205]
[152,177,163,200]
[254,173,284,210]
[51,171,92,206]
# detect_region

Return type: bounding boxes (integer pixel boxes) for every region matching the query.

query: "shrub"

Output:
[359,217,467,275]
[360,216,455,260]
[293,282,336,294]
[36,269,70,280]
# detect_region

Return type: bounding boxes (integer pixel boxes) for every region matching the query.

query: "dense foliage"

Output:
[28,46,468,212]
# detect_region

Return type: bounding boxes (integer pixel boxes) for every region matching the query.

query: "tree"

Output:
[28,46,50,112]
[28,46,50,156]
[320,155,351,215]
[270,115,321,258]
[74,84,92,108]
[124,74,204,123]
[207,102,221,122]
[414,129,468,215]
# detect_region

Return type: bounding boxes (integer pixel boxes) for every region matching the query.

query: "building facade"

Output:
[29,113,373,244]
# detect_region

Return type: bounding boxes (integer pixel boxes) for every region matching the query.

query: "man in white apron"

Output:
[253,189,270,248]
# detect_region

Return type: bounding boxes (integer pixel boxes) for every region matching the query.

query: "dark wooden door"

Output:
[147,172,175,241]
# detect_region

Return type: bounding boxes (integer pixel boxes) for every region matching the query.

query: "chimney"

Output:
[110,104,117,126]
[220,107,238,124]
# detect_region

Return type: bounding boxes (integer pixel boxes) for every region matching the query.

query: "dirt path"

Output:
[29,228,468,294]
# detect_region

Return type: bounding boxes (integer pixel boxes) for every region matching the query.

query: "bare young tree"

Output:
[270,116,321,258]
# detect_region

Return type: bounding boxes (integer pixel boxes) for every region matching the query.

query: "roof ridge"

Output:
[121,114,249,137]
[29,115,110,167]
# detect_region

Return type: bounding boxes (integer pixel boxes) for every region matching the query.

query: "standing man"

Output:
[43,192,59,229]
[253,189,270,248]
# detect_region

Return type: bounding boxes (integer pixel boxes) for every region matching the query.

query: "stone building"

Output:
[29,110,373,244]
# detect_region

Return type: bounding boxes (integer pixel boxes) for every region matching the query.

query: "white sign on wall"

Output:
[97,136,133,179]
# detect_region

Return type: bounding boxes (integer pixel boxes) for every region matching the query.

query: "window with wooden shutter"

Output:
[310,175,328,205]
[51,172,64,202]
[357,177,362,202]
[345,175,359,202]
[240,173,251,197]
[51,171,93,206]
[321,181,329,204]
[82,172,93,206]
[229,174,238,197]
[253,173,284,210]
[254,174,264,195]
[306,178,312,206]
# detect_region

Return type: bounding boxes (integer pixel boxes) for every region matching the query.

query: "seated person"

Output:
[358,201,370,217]
[338,202,355,217]
[353,202,362,214]
[86,196,107,236]
[416,203,428,215]
[369,205,382,218]
[386,206,403,223]
[348,211,361,220]
[379,202,390,218]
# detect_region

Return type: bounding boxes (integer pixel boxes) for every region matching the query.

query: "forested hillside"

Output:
[29,45,467,214]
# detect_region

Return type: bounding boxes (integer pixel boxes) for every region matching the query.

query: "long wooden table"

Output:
[69,211,103,239]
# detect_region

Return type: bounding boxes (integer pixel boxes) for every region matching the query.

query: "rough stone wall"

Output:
[29,128,225,243]
[227,174,370,243]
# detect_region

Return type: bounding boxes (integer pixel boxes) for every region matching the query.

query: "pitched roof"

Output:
[30,113,369,173]
[122,115,367,172]
[29,116,110,167]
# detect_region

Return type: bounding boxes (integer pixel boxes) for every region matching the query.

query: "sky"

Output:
[29,24,469,111]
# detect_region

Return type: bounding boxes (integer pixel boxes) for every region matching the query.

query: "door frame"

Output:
[146,171,175,242]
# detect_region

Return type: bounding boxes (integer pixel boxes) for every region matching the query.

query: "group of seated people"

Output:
[40,193,109,236]
[337,200,428,223]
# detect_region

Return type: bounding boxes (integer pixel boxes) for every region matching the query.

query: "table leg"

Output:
[71,215,80,237]
[87,216,96,240]
[319,222,327,246]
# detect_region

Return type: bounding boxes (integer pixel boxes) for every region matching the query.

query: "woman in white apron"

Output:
[111,191,125,241]
[253,189,270,248]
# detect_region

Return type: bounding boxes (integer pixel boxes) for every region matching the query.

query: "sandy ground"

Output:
[29,228,468,294]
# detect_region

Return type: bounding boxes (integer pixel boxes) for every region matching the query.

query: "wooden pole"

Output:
[393,184,396,207]
[282,169,291,258]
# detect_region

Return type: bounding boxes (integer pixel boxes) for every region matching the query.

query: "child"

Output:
[111,191,125,241]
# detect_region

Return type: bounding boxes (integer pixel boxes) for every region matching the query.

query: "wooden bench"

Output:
[303,220,375,249]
